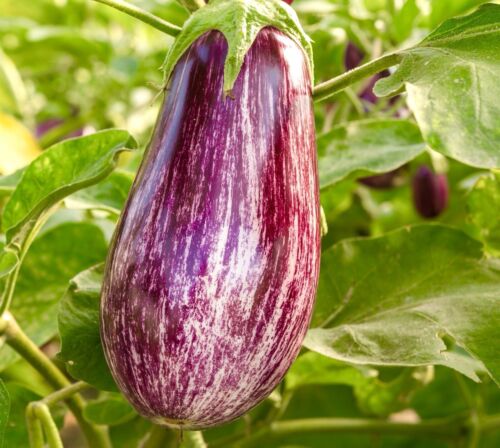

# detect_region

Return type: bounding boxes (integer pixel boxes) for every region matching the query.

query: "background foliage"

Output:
[0,0,499,447]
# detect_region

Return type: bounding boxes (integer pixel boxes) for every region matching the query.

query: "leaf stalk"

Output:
[313,53,403,103]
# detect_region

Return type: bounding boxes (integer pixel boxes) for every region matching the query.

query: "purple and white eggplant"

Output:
[100,0,319,430]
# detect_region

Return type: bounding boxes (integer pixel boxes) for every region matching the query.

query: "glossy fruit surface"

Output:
[101,28,320,429]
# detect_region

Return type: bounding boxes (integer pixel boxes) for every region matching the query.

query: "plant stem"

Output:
[25,383,89,448]
[226,414,500,448]
[91,0,182,36]
[177,0,205,12]
[142,425,178,448]
[481,415,500,432]
[26,405,44,448]
[42,381,90,407]
[184,431,207,447]
[313,52,403,103]
[32,403,64,448]
[0,313,111,448]
[0,260,21,316]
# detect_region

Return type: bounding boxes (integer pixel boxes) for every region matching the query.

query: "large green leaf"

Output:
[467,172,500,256]
[0,170,22,198]
[0,222,108,371]
[375,4,500,169]
[58,264,116,391]
[317,119,425,188]
[1,129,136,243]
[0,379,8,448]
[305,225,500,384]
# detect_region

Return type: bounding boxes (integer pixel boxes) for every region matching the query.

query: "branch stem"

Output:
[91,0,182,36]
[313,53,403,103]
[26,405,44,448]
[0,313,111,448]
[30,403,64,448]
[225,413,500,447]
[42,381,90,407]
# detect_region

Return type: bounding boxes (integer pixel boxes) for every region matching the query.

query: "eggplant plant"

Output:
[0,0,499,447]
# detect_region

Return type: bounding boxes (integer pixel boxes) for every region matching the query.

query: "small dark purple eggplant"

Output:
[359,168,404,189]
[412,165,449,218]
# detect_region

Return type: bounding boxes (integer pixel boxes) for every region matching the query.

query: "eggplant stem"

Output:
[91,0,182,37]
[313,52,403,103]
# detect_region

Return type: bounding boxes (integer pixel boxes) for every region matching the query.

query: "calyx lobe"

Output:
[162,0,313,94]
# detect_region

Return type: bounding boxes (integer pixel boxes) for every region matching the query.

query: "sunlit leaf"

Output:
[375,4,500,169]
[317,119,425,188]
[2,130,136,243]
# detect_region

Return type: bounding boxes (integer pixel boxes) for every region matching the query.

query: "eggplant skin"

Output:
[412,165,449,218]
[100,27,320,429]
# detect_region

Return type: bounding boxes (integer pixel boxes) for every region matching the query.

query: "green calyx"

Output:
[162,0,314,94]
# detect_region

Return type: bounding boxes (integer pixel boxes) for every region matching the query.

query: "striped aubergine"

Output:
[100,27,320,429]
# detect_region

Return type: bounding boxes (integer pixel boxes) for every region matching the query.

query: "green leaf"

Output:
[0,222,108,371]
[1,129,137,243]
[65,169,135,215]
[83,394,136,426]
[286,352,432,417]
[305,225,500,384]
[163,0,313,93]
[467,172,500,256]
[0,379,8,448]
[374,4,500,169]
[317,119,425,188]
[0,248,18,279]
[0,170,23,198]
[286,352,374,391]
[58,264,117,391]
